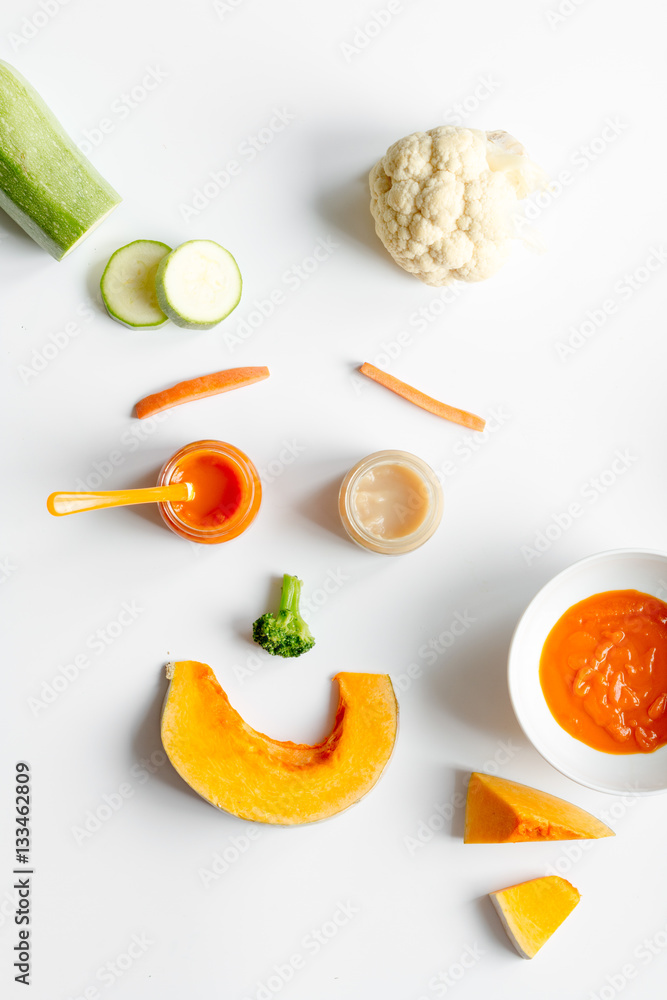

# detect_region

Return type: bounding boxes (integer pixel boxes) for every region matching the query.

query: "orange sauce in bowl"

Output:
[539,590,667,754]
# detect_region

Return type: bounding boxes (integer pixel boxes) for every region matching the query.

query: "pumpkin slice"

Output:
[464,772,614,843]
[489,876,581,958]
[161,661,398,824]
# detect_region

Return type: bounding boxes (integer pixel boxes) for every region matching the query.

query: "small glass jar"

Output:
[338,450,443,555]
[157,440,262,544]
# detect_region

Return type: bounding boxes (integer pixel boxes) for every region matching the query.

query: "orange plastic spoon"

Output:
[47,483,194,516]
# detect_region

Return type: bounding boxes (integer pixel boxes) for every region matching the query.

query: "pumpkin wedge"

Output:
[464,772,614,843]
[489,876,581,958]
[161,661,398,824]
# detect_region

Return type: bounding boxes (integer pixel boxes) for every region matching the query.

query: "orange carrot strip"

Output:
[359,362,485,432]
[135,366,270,419]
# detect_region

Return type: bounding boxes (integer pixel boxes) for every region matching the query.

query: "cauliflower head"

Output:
[369,126,544,286]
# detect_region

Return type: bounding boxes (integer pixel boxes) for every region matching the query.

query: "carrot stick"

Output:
[359,362,485,432]
[135,366,270,419]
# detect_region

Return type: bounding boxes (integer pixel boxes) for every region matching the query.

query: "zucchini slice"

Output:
[155,240,242,330]
[101,240,171,329]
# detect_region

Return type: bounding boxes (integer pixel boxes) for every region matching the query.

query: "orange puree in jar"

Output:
[170,452,243,529]
[539,590,667,754]
[157,440,261,544]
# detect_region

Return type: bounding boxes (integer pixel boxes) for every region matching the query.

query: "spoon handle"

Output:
[47,483,193,516]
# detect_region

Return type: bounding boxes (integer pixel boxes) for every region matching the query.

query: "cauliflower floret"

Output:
[369,126,545,286]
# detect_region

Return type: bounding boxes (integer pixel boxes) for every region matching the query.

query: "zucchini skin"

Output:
[0,61,121,260]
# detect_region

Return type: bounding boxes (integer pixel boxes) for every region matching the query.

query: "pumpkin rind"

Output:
[160,661,398,825]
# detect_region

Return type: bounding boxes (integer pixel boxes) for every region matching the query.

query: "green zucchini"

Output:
[0,61,121,260]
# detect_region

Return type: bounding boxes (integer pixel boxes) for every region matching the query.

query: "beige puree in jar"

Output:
[339,450,443,554]
[353,462,430,538]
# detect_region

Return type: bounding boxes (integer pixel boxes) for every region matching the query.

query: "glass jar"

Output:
[338,450,443,555]
[157,440,262,544]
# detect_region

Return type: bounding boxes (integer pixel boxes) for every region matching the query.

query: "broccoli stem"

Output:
[279,574,302,615]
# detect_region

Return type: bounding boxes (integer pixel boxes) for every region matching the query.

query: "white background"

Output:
[2,0,667,997]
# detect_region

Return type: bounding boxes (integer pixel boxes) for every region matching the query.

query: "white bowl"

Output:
[508,549,667,795]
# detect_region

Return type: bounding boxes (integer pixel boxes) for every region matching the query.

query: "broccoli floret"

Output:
[252,574,315,658]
